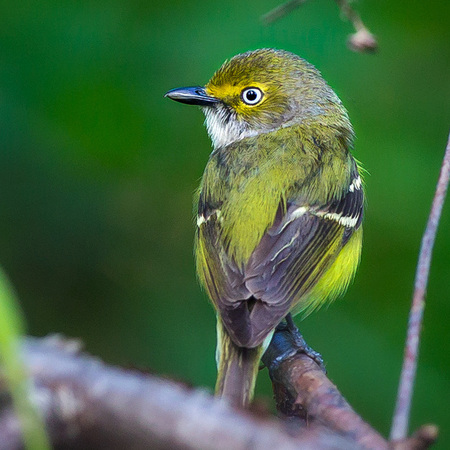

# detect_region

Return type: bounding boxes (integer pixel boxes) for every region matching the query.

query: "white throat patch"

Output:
[203,106,258,149]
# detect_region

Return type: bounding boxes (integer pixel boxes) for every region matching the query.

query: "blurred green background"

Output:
[0,0,449,446]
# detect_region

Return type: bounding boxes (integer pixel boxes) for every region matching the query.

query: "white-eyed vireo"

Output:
[166,48,363,407]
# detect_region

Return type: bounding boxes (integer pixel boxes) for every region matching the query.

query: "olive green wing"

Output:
[196,163,363,349]
[242,193,362,343]
[212,208,342,348]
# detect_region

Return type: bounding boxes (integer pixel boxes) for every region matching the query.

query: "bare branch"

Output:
[0,323,439,450]
[0,336,367,449]
[263,325,438,449]
[391,425,439,450]
[390,131,450,441]
[261,0,308,25]
[334,0,378,52]
[261,0,378,53]
[262,325,389,449]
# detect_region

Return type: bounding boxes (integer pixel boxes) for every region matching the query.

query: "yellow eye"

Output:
[241,87,263,105]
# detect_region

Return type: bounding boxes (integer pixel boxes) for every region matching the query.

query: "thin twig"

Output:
[261,0,308,25]
[391,425,439,450]
[390,132,450,441]
[334,0,365,32]
[334,0,377,52]
[261,0,377,52]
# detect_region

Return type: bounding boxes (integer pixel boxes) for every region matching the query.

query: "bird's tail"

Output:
[215,320,264,407]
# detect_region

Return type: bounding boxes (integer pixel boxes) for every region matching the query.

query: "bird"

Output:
[165,48,364,407]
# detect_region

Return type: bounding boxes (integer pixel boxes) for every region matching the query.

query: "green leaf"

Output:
[0,269,50,450]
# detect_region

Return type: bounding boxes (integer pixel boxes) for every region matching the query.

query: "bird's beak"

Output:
[164,86,220,107]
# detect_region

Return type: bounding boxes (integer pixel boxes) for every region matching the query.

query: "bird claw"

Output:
[292,331,326,372]
[267,314,327,373]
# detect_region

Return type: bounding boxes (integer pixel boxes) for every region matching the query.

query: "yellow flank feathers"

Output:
[294,227,363,316]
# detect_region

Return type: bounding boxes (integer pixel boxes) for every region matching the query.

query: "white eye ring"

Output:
[241,87,263,105]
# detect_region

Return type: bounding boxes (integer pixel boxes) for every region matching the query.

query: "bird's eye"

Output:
[241,87,263,105]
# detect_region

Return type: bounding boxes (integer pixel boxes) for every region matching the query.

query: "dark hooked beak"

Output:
[164,86,220,107]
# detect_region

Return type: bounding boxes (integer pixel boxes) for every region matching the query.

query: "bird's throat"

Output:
[203,105,258,149]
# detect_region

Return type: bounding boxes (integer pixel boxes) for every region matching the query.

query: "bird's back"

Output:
[195,123,362,347]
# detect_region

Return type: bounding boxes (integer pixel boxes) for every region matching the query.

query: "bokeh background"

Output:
[1,0,449,446]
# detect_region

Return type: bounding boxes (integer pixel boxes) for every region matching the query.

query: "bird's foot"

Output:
[262,315,326,375]
[284,314,326,372]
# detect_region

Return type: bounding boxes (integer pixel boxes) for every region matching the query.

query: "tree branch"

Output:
[262,325,438,450]
[262,324,389,449]
[0,326,439,450]
[0,336,366,449]
[390,131,450,441]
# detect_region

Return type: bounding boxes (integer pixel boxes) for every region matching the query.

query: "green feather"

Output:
[197,124,354,266]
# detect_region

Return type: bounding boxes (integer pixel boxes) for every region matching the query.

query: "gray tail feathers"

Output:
[215,320,264,407]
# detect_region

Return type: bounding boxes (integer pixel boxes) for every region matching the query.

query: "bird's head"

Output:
[166,48,349,149]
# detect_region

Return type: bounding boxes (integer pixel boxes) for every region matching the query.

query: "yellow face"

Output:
[205,82,269,116]
[201,48,336,144]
